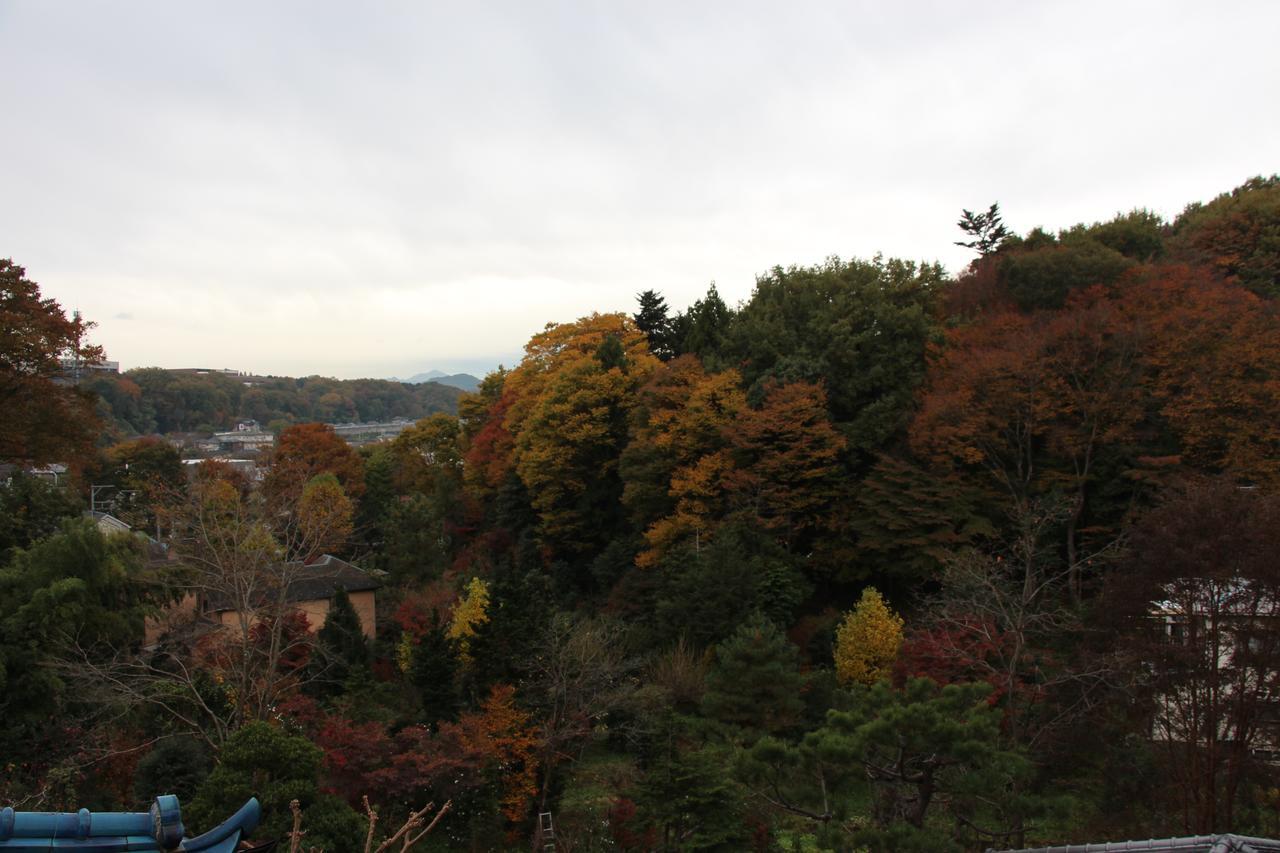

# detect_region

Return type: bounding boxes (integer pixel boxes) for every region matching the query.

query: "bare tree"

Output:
[1109,479,1280,832]
[522,614,638,820]
[925,498,1117,752]
[284,796,452,853]
[57,473,355,749]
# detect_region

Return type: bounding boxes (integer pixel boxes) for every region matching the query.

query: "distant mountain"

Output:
[404,369,447,381]
[402,372,481,392]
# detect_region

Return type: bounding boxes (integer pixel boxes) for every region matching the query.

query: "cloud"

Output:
[2,1,1278,378]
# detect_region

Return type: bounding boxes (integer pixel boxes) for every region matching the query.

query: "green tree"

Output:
[376,492,450,583]
[637,724,747,851]
[354,444,396,551]
[849,454,994,586]
[655,522,809,646]
[999,237,1134,310]
[956,203,1011,256]
[702,615,804,736]
[595,333,629,372]
[313,586,370,693]
[676,283,734,365]
[187,721,363,851]
[93,436,186,535]
[134,737,211,804]
[0,519,162,751]
[0,471,83,562]
[746,678,1031,849]
[1060,208,1166,261]
[727,256,942,456]
[410,610,459,725]
[634,289,675,360]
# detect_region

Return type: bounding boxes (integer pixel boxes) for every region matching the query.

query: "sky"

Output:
[2,1,1277,380]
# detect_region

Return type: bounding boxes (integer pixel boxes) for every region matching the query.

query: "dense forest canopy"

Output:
[2,175,1280,851]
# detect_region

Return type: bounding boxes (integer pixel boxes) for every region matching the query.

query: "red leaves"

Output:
[264,422,366,503]
[301,684,541,828]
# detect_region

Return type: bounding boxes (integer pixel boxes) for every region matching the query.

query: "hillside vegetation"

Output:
[83,369,463,437]
[2,176,1279,851]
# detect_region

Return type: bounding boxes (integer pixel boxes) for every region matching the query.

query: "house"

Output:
[85,509,133,537]
[211,420,275,452]
[203,554,381,639]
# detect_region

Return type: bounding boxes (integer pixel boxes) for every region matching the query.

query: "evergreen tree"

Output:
[679,284,734,366]
[187,721,364,851]
[636,714,747,851]
[0,471,83,562]
[634,289,675,360]
[655,522,809,647]
[377,492,449,583]
[701,614,804,736]
[955,202,1011,256]
[314,586,369,693]
[134,737,210,804]
[411,610,460,725]
[468,551,553,691]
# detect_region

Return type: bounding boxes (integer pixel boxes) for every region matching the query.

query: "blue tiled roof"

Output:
[0,796,259,853]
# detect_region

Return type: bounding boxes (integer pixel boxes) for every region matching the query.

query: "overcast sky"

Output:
[2,1,1277,380]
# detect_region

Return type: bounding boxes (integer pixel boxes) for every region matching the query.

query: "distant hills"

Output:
[81,368,463,438]
[399,371,482,392]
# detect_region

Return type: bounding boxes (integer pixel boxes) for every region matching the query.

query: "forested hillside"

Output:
[2,176,1279,851]
[83,369,463,437]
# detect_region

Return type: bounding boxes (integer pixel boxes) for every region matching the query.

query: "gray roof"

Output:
[280,554,381,602]
[991,835,1280,853]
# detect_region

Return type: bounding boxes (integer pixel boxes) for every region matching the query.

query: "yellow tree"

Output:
[503,314,659,555]
[834,587,904,686]
[623,358,746,567]
[447,577,490,665]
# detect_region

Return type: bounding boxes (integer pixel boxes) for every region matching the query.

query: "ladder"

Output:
[538,811,555,852]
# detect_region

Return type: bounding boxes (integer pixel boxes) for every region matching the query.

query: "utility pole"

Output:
[90,484,115,514]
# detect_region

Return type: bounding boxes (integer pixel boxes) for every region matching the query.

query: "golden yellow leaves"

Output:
[834,586,903,686]
[447,577,490,665]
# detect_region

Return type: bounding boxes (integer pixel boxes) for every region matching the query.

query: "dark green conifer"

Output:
[314,585,369,692]
[411,610,459,725]
[701,613,804,736]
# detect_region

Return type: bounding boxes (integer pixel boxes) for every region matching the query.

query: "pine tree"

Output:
[634,289,675,360]
[637,728,746,850]
[955,203,1010,256]
[701,614,803,735]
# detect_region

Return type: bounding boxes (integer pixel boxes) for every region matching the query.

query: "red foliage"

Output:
[393,584,457,640]
[264,422,366,502]
[305,685,542,832]
[313,714,396,805]
[463,389,517,493]
[895,618,1008,698]
[608,797,655,852]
